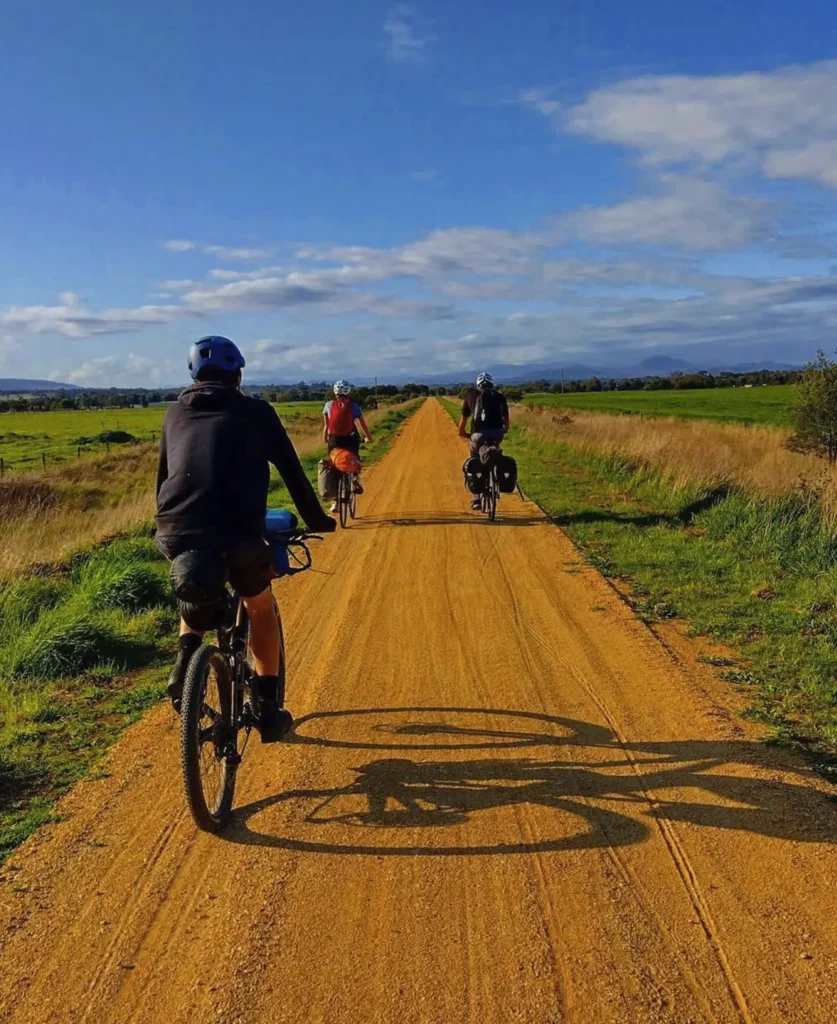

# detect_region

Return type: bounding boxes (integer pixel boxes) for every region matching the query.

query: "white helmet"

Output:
[476,371,494,390]
[333,380,351,396]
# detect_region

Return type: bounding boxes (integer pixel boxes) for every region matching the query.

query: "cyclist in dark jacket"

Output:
[156,336,335,737]
[459,371,510,509]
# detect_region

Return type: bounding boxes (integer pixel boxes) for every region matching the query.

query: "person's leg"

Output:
[242,586,280,677]
[231,543,293,738]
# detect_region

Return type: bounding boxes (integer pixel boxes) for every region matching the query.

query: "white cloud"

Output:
[519,88,561,120]
[0,296,186,338]
[162,239,196,252]
[204,245,275,261]
[67,352,166,386]
[158,279,195,291]
[411,168,439,182]
[764,140,837,187]
[384,4,432,64]
[552,60,837,187]
[569,178,769,250]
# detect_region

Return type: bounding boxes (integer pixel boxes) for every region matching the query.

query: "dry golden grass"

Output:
[0,403,408,576]
[515,405,837,510]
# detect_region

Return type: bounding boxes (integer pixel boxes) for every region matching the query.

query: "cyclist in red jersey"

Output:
[323,380,372,511]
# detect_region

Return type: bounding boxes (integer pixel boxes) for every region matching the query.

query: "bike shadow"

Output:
[220,706,837,856]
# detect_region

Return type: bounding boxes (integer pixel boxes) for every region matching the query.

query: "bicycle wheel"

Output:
[349,476,358,520]
[487,470,498,521]
[338,474,349,528]
[180,645,238,832]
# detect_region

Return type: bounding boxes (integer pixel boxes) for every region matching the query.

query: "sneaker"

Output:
[329,501,338,513]
[253,675,293,742]
[258,702,294,743]
[470,497,481,510]
[352,478,364,495]
[168,634,202,713]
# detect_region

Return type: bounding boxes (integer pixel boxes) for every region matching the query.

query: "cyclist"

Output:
[323,380,372,512]
[155,336,335,739]
[459,371,510,510]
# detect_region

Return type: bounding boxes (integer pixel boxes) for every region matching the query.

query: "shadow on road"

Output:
[221,706,837,856]
[354,513,550,529]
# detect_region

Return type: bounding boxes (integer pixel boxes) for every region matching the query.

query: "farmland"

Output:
[0,401,325,472]
[523,384,793,425]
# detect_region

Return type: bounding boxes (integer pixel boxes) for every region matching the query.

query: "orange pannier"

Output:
[330,448,362,475]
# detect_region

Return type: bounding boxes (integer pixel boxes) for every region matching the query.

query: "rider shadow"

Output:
[221,707,837,857]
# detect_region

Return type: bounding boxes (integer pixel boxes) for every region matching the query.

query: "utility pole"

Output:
[561,369,565,394]
[374,376,379,408]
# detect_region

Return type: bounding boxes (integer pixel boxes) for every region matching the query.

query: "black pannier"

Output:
[463,456,486,495]
[496,454,518,493]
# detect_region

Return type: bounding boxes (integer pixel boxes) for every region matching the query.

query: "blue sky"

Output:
[3,0,837,385]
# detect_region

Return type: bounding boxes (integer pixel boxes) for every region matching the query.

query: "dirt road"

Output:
[2,397,837,1023]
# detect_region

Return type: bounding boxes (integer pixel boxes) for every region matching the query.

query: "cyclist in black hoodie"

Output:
[156,336,335,737]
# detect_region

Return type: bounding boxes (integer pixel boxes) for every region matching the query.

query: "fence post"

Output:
[77,447,81,460]
[107,442,111,454]
[42,452,46,469]
[0,458,4,477]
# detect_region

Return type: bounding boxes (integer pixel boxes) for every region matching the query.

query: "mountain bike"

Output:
[179,516,315,832]
[335,469,358,529]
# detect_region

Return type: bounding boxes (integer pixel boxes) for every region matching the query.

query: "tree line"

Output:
[0,367,802,413]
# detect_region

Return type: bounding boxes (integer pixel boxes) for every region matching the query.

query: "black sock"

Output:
[178,633,202,652]
[256,674,279,700]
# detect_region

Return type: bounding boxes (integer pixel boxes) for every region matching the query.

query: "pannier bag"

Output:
[264,508,300,578]
[318,458,339,498]
[463,456,486,495]
[496,454,518,493]
[331,447,362,475]
[170,548,229,632]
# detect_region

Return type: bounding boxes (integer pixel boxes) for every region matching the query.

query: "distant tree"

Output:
[787,351,837,465]
[584,376,602,392]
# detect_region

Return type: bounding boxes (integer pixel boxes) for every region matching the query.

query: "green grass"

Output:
[0,398,423,861]
[0,535,174,860]
[0,401,324,471]
[523,385,794,425]
[504,429,837,755]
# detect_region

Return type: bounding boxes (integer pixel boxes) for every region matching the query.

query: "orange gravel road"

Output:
[2,397,837,1024]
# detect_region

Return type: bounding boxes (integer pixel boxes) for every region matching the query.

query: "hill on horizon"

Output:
[0,378,79,392]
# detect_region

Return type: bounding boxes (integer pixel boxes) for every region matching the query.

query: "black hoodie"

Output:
[155,383,333,544]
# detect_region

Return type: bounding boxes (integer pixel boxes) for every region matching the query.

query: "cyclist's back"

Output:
[157,382,324,546]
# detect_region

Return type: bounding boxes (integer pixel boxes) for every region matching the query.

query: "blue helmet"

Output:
[188,336,246,380]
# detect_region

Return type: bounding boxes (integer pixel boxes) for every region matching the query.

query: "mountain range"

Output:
[0,378,79,392]
[249,355,798,388]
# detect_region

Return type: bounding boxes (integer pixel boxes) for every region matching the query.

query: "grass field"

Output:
[524,384,793,425]
[0,401,325,471]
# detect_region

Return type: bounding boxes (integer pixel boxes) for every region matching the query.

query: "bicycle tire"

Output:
[181,645,237,832]
[338,474,349,528]
[349,479,358,520]
[487,469,498,521]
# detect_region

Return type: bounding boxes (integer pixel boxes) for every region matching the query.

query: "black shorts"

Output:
[327,432,361,455]
[156,536,273,598]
